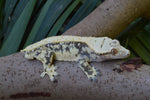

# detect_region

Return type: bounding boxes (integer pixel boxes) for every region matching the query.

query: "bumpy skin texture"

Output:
[21,36,130,82]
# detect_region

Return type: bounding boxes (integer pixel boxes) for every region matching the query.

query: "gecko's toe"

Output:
[93,77,98,82]
[41,65,59,82]
[96,72,100,76]
[50,76,55,82]
[88,77,93,81]
[88,77,98,82]
[54,66,59,69]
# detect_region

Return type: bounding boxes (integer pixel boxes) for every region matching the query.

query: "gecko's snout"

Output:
[118,47,130,58]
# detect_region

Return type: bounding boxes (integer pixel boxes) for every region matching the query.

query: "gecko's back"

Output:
[21,36,130,82]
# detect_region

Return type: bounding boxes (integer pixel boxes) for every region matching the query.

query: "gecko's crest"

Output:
[21,36,130,82]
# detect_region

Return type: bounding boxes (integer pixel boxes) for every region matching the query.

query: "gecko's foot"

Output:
[87,67,100,82]
[41,64,58,82]
[88,77,98,82]
[78,59,100,82]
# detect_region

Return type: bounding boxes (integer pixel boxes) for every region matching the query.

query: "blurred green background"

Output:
[0,0,150,64]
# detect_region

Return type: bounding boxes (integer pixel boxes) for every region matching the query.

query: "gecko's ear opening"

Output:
[110,40,120,47]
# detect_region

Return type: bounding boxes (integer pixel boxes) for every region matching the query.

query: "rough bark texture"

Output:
[1,0,150,100]
[0,53,150,100]
[63,0,150,38]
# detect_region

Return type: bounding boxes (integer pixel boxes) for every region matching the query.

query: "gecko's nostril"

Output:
[126,51,130,57]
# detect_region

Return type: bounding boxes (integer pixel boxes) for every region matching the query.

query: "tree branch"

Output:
[63,0,150,38]
[1,53,150,100]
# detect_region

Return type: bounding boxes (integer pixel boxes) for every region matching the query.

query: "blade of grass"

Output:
[0,0,4,47]
[3,0,18,31]
[24,0,72,47]
[47,0,81,37]
[144,21,150,33]
[4,0,30,41]
[33,0,72,42]
[137,31,150,50]
[64,0,99,31]
[23,0,55,48]
[117,18,148,40]
[129,38,150,65]
[0,0,36,56]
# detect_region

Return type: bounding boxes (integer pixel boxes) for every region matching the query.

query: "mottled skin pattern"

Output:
[25,42,103,81]
[22,36,130,82]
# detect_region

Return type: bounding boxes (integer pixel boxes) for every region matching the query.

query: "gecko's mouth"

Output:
[113,49,130,59]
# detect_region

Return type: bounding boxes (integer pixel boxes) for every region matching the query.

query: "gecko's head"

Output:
[101,39,130,60]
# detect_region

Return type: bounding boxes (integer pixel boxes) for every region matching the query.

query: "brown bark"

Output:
[1,0,150,100]
[63,0,150,38]
[1,53,150,100]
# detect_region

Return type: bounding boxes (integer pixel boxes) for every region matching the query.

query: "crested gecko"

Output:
[21,36,130,82]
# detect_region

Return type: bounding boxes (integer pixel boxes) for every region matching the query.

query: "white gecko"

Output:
[21,36,130,82]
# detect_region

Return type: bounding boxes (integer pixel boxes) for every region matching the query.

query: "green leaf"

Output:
[0,0,36,56]
[47,0,81,37]
[24,0,72,47]
[144,21,150,33]
[3,0,30,41]
[23,0,54,48]
[129,37,150,65]
[137,31,150,50]
[0,0,4,47]
[64,0,99,31]
[33,0,72,42]
[3,0,18,31]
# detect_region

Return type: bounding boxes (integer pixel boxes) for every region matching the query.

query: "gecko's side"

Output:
[21,36,130,82]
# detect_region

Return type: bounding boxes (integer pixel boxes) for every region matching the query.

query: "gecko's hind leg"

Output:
[35,51,58,82]
[78,59,100,82]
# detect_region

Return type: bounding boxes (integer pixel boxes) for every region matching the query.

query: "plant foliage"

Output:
[0,0,101,56]
[0,0,150,65]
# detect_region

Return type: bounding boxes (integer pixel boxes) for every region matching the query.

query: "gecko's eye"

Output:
[111,48,118,55]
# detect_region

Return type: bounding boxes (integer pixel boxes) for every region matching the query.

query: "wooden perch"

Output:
[0,0,150,100]
[64,0,150,38]
[1,53,150,100]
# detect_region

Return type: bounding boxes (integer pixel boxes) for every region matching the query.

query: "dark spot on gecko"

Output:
[45,52,53,65]
[54,47,60,52]
[75,54,78,57]
[87,70,94,75]
[59,45,63,52]
[65,47,70,52]
[80,62,94,75]
[80,52,90,59]
[35,51,41,56]
[9,92,51,99]
[45,57,50,65]
[49,46,53,50]
[101,38,105,48]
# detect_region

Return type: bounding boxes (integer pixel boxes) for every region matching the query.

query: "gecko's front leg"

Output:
[35,50,58,82]
[78,58,100,82]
